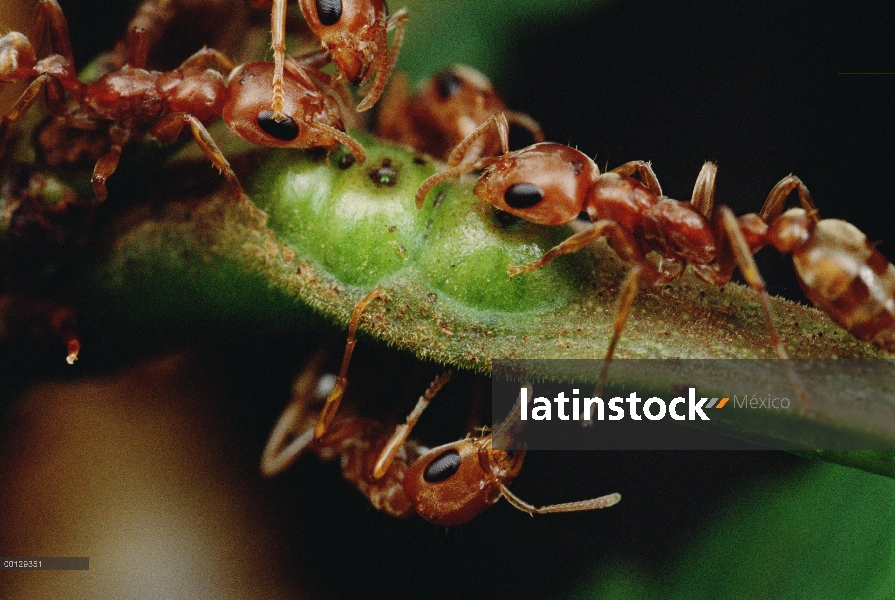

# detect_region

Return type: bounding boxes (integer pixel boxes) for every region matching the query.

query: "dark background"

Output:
[50,0,895,303]
[499,0,895,304]
[5,0,894,598]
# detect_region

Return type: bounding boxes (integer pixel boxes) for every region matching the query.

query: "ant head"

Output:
[410,65,508,158]
[403,435,524,526]
[299,0,387,84]
[223,62,342,147]
[420,65,504,128]
[474,143,597,226]
[0,32,38,82]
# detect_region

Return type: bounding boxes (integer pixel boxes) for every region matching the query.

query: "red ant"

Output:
[416,113,895,403]
[261,349,620,525]
[0,0,365,203]
[259,0,408,116]
[376,64,544,162]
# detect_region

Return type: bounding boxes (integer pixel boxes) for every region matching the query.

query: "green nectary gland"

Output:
[251,142,590,313]
[71,135,894,479]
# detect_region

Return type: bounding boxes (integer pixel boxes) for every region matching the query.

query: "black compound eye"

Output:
[435,72,463,99]
[257,111,299,141]
[315,0,342,26]
[423,449,462,483]
[504,182,544,209]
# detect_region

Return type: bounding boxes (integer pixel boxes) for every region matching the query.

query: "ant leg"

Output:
[153,112,251,200]
[314,287,384,441]
[508,218,650,277]
[611,160,662,196]
[305,120,367,165]
[717,206,810,412]
[759,175,818,224]
[511,220,660,394]
[293,48,331,70]
[121,0,177,59]
[492,384,530,450]
[500,483,620,516]
[415,155,501,209]
[372,370,453,480]
[260,400,315,476]
[178,46,236,73]
[124,26,149,69]
[269,0,288,121]
[592,263,644,398]
[690,161,717,218]
[447,112,509,167]
[504,110,545,143]
[91,144,123,203]
[0,74,63,145]
[260,350,330,477]
[356,8,409,112]
[32,0,73,64]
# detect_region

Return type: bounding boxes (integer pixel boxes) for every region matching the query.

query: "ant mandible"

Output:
[416,113,895,404]
[260,350,621,525]
[259,0,408,116]
[0,0,365,203]
[376,64,544,162]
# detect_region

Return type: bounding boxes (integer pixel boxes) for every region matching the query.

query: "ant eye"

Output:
[435,72,463,99]
[423,449,462,483]
[315,0,342,26]
[257,111,299,141]
[504,183,544,209]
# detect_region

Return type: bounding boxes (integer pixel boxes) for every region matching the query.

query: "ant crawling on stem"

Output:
[417,113,895,408]
[376,64,544,162]
[256,0,407,115]
[261,346,620,525]
[0,0,365,204]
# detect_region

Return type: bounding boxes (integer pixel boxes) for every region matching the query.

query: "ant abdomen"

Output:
[770,211,895,351]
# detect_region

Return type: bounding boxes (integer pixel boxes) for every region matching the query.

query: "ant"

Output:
[416,113,895,404]
[260,349,621,525]
[376,64,544,162]
[0,0,365,204]
[259,0,408,116]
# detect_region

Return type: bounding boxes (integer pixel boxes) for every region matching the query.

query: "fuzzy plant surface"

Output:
[3,2,895,599]
[64,135,895,479]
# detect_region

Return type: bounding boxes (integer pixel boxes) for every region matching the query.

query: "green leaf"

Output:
[395,0,613,82]
[569,462,895,599]
[74,137,895,479]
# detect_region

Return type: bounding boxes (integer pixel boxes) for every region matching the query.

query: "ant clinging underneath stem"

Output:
[261,346,620,526]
